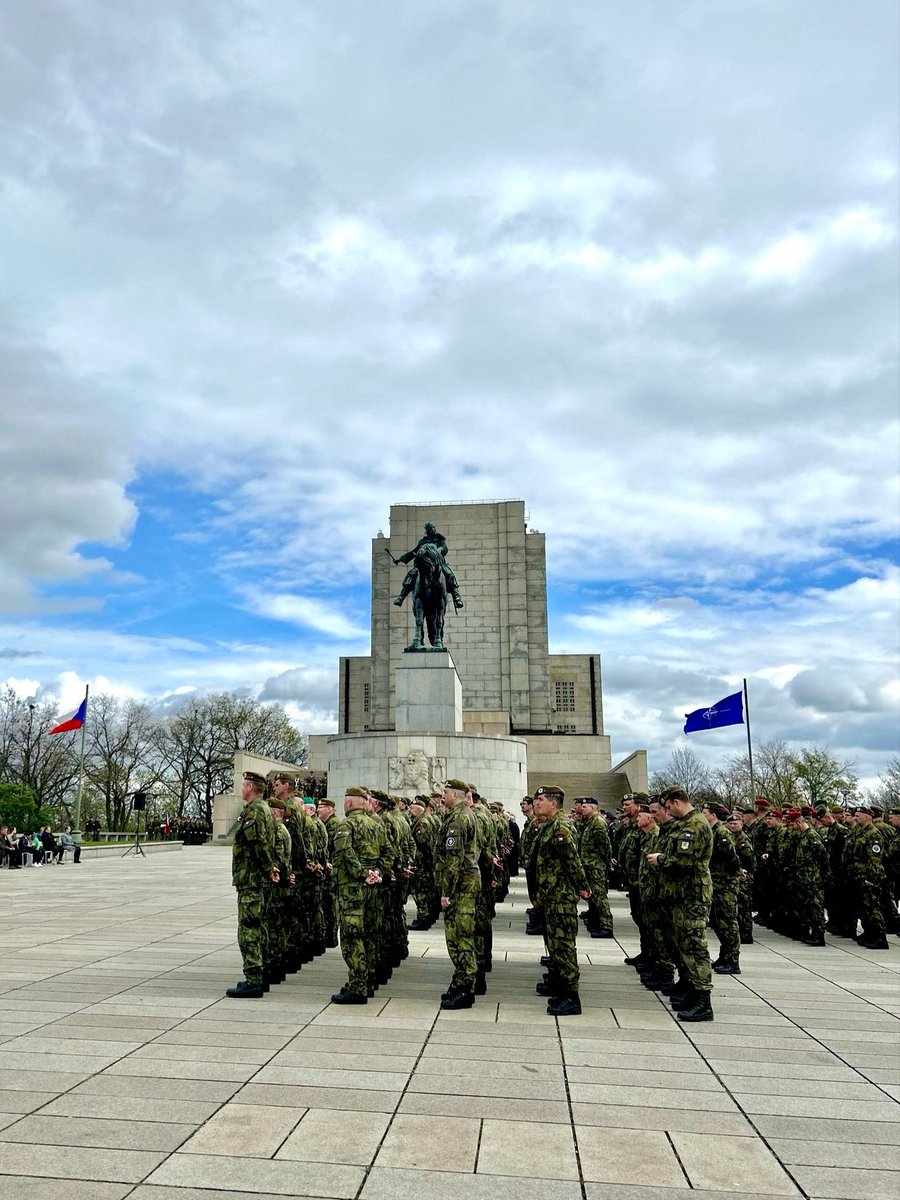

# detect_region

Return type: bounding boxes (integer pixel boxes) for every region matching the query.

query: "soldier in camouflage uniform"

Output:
[470,788,498,993]
[726,811,756,944]
[267,794,295,984]
[845,808,890,948]
[331,787,385,1003]
[617,795,652,969]
[886,806,900,936]
[816,805,852,936]
[647,786,714,1022]
[227,771,279,999]
[273,775,322,967]
[702,798,742,975]
[641,797,679,990]
[532,785,591,1017]
[576,798,614,938]
[520,796,544,935]
[797,806,828,944]
[408,797,436,930]
[317,797,341,948]
[435,780,481,1009]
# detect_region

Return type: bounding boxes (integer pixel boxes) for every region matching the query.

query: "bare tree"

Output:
[85,695,160,830]
[649,745,713,802]
[874,756,900,807]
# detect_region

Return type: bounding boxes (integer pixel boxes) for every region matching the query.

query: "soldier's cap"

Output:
[268,795,288,811]
[371,790,393,807]
[580,796,599,807]
[533,785,565,801]
[489,802,504,812]
[889,805,900,816]
[869,805,884,817]
[814,805,828,817]
[243,771,267,789]
[659,786,688,804]
[636,802,652,814]
[800,805,816,818]
[268,770,295,784]
[784,808,802,821]
[766,808,783,819]
[703,800,731,820]
[754,798,770,810]
[444,779,470,794]
[345,786,369,799]
[521,795,534,804]
[317,797,335,808]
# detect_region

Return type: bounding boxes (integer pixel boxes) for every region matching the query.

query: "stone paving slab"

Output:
[2,847,898,1200]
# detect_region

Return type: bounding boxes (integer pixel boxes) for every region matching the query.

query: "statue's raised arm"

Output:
[391,522,463,611]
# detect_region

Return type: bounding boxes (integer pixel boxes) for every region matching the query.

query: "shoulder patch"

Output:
[446,835,457,848]
[872,843,881,854]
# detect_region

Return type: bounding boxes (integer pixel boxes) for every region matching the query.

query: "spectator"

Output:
[1,826,22,868]
[30,831,45,865]
[40,826,59,864]
[56,828,81,864]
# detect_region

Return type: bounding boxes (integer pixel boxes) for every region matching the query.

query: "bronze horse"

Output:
[403,542,448,651]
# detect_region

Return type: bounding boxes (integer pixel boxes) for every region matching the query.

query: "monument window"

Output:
[556,723,577,734]
[363,683,370,712]
[554,681,576,712]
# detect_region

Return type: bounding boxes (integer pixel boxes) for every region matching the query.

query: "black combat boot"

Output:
[540,955,552,967]
[474,973,487,995]
[671,988,699,1012]
[642,972,676,991]
[623,953,648,968]
[536,974,562,997]
[331,988,367,1005]
[802,933,826,946]
[741,933,754,944]
[441,982,462,1001]
[590,928,614,938]
[858,936,890,949]
[713,961,741,975]
[225,979,264,999]
[678,992,714,1022]
[547,993,582,1016]
[441,987,474,1010]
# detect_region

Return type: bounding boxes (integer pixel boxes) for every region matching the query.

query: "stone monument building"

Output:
[308,500,646,806]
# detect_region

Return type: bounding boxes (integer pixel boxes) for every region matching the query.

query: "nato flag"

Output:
[683,690,744,734]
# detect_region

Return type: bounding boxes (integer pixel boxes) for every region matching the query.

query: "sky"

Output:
[1,0,898,789]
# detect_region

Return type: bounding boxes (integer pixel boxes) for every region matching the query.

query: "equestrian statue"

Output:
[386,521,464,652]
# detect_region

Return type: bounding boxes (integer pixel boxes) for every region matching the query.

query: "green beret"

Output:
[243,771,266,789]
[268,796,288,811]
[268,769,294,784]
[444,779,469,793]
[534,785,565,801]
[345,786,369,798]
[317,797,335,808]
[370,790,392,807]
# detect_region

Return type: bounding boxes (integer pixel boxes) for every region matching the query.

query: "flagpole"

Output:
[74,684,89,834]
[743,677,756,802]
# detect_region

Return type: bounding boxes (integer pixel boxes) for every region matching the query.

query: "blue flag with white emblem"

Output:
[683,690,744,734]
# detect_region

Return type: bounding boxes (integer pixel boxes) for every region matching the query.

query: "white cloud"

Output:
[244,593,369,641]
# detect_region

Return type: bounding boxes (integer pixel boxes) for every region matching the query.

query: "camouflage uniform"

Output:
[731,826,756,943]
[319,806,341,948]
[232,798,277,986]
[471,798,497,978]
[792,824,828,942]
[332,806,385,997]
[844,822,888,945]
[579,812,614,934]
[533,813,589,997]
[654,809,714,994]
[409,809,436,926]
[268,817,293,977]
[434,802,480,993]
[708,821,742,966]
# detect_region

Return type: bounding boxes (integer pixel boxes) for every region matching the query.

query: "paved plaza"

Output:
[0,848,898,1200]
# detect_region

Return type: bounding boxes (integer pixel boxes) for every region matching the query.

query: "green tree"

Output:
[0,782,53,831]
[793,745,858,808]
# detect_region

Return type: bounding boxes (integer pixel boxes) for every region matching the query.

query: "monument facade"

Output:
[309,500,646,806]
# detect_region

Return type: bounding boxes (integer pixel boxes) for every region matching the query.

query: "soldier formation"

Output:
[227,770,900,1020]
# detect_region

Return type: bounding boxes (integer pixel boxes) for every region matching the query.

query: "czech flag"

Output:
[49,696,88,736]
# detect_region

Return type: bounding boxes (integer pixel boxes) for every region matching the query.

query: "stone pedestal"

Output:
[395,651,463,733]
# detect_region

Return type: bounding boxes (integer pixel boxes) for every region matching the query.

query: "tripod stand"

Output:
[122,807,146,858]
